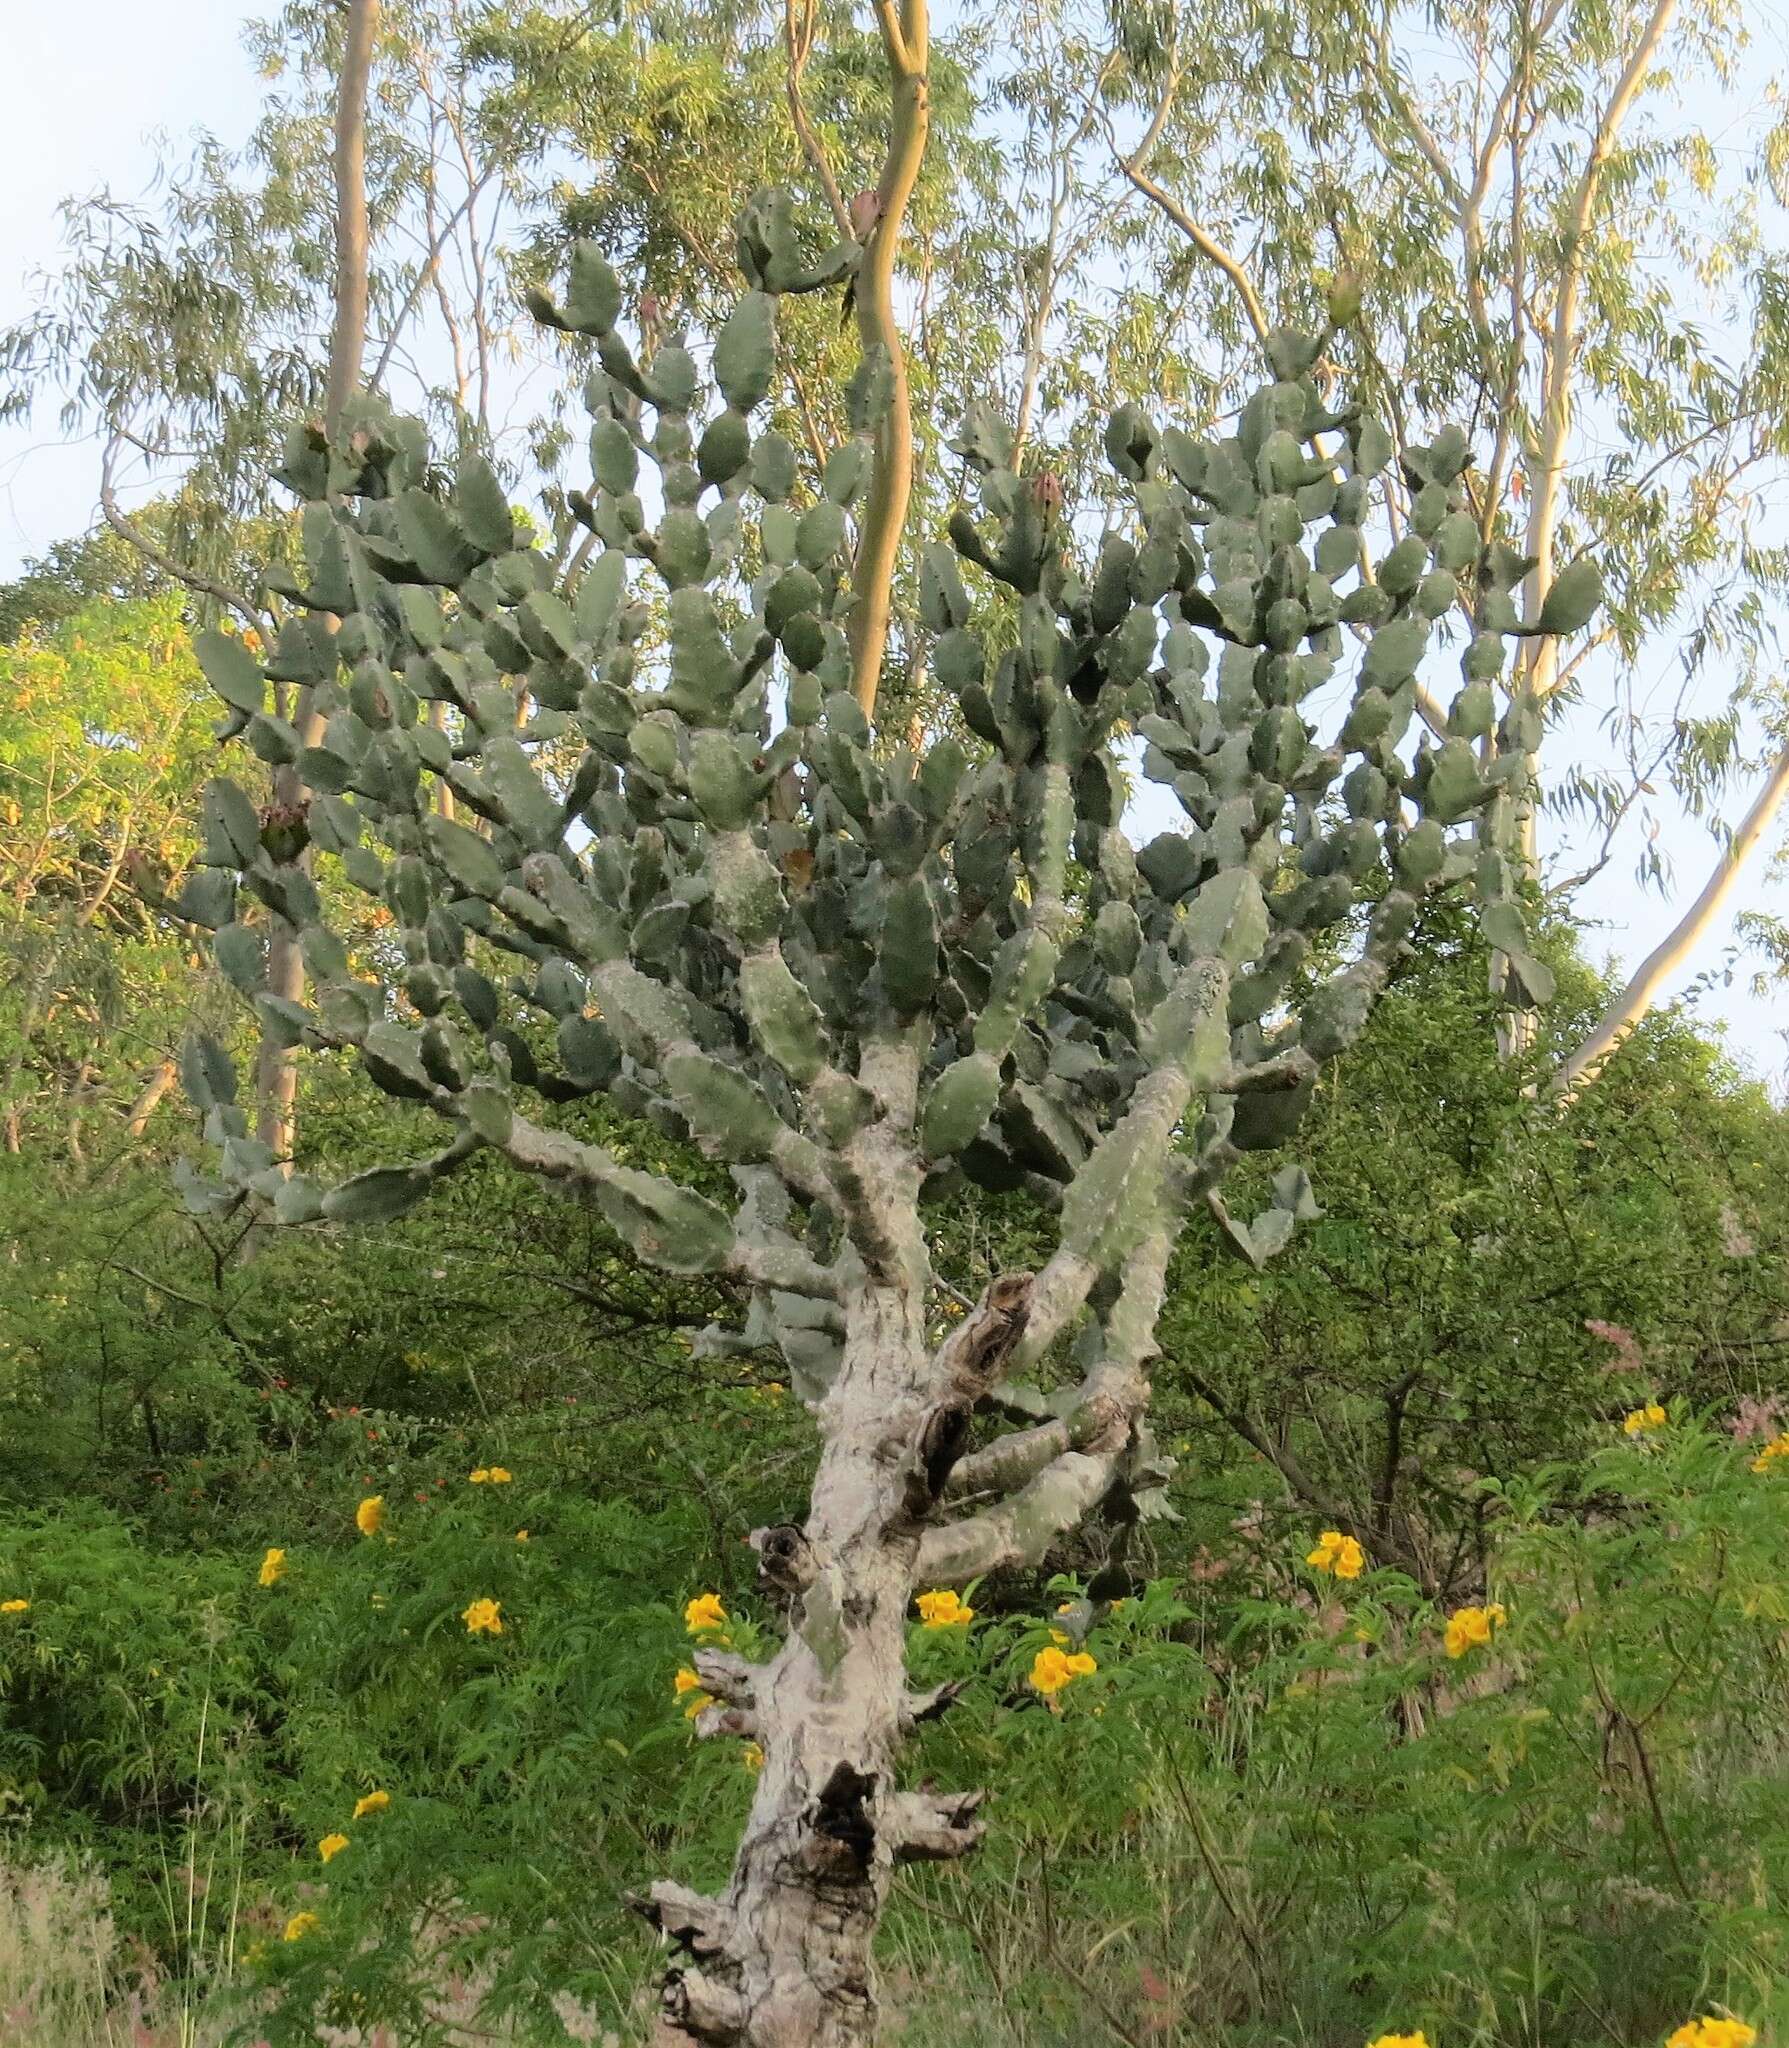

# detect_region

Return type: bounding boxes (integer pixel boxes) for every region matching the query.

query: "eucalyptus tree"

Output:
[2,0,566,1158]
[173,0,1601,2016]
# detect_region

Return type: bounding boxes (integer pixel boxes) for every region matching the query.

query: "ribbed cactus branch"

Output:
[177,227,1599,2046]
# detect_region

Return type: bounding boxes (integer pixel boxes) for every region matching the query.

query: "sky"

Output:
[2,2,1785,1091]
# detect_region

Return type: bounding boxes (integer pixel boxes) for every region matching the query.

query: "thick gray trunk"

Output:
[653,1279,974,2047]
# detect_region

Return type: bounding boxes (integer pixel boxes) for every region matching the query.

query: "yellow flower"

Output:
[258,1548,286,1588]
[1443,1605,1504,1659]
[1750,1433,1789,1473]
[1307,1530,1365,1579]
[0,1599,28,1615]
[1623,1403,1668,1436]
[514,1530,529,1542]
[684,1592,729,1636]
[462,1598,503,1636]
[318,1833,349,1864]
[1028,1646,1098,1695]
[352,1790,390,1820]
[469,1468,490,1483]
[915,1589,974,1629]
[355,1496,384,1537]
[674,1665,714,1717]
[1668,2022,1757,2048]
[742,1742,765,1772]
[1367,2034,1431,2048]
[282,1912,320,1942]
[1050,1629,1071,1647]
[486,1466,512,1483]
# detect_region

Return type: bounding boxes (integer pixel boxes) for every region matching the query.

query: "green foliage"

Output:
[6,1409,1789,2044]
[0,597,226,1154]
[890,1416,1789,2048]
[1152,917,1789,1599]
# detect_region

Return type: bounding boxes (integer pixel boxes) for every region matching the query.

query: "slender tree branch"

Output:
[98,442,268,633]
[1551,741,1789,1103]
[1113,59,1269,349]
[783,0,854,240]
[846,0,930,719]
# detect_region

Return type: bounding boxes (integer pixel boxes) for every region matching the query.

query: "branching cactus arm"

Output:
[178,238,1598,2043]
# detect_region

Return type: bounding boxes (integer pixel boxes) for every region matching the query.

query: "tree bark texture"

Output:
[646,1265,1039,2046]
[257,0,379,1164]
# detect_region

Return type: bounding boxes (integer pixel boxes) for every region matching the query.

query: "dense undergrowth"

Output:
[3,939,1788,2047]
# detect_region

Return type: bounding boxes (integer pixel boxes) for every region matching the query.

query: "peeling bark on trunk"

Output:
[647,1260,1023,2046]
[654,1284,926,2046]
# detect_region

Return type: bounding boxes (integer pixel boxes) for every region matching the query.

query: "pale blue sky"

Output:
[2,2,1784,1087]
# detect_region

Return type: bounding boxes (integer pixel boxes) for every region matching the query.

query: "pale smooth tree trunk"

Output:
[1551,742,1789,1103]
[125,1058,179,1139]
[844,0,928,723]
[257,0,378,1164]
[1493,0,1680,1056]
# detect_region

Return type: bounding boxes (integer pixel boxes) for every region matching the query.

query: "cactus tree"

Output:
[179,210,1589,2043]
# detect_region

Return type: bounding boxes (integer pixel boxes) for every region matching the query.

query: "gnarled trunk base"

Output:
[646,1278,998,2047]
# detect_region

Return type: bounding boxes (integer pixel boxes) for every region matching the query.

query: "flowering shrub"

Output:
[1669,2020,1758,2048]
[4,1392,1787,2046]
[1027,1645,1096,1695]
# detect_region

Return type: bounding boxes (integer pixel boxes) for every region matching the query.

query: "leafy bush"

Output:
[6,1406,1788,2045]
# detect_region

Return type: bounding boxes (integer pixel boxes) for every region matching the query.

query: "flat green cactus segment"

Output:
[1536,557,1603,636]
[880,875,938,1014]
[195,631,267,717]
[921,1052,1002,1160]
[712,291,777,412]
[740,950,826,1084]
[592,1164,734,1273]
[663,1051,784,1160]
[973,930,1058,1054]
[1182,869,1268,966]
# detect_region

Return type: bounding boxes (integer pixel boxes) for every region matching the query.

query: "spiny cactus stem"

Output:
[919,1427,1134,1584]
[930,1271,1034,1405]
[493,1111,839,1298]
[917,1224,1171,1581]
[938,1389,1127,1503]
